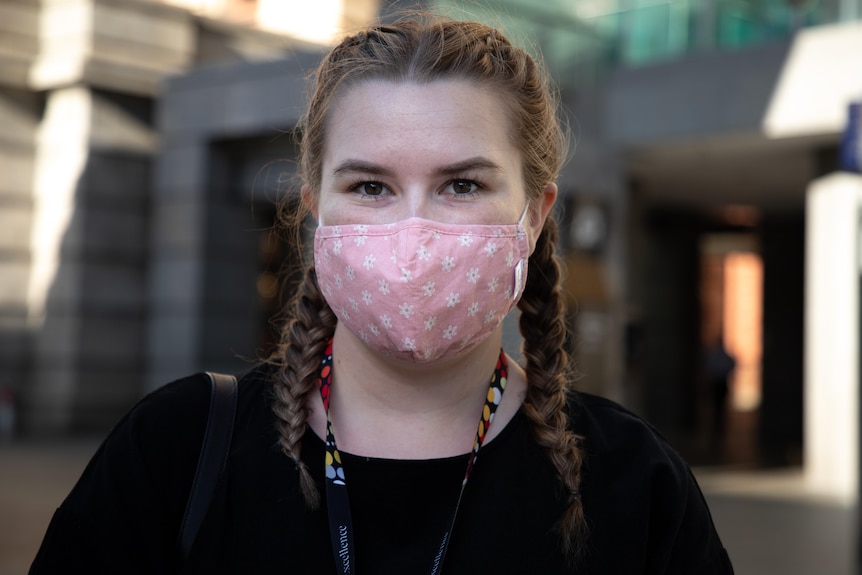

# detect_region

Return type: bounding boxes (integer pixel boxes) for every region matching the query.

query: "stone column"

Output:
[804,171,862,502]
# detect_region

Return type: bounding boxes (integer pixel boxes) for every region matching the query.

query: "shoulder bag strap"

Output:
[178,372,238,560]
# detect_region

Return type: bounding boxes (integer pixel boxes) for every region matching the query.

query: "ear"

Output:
[526,182,557,252]
[301,185,318,219]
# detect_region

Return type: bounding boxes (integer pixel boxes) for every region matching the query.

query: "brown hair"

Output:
[269,14,586,561]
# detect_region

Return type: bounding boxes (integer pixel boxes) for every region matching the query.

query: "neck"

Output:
[307,324,525,459]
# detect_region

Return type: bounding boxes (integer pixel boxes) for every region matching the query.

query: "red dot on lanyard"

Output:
[321,365,331,379]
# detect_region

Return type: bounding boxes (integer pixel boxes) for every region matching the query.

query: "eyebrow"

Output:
[331,157,504,178]
[435,157,504,177]
[332,160,394,178]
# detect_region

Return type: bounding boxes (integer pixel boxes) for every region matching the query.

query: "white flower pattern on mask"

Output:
[314,217,529,363]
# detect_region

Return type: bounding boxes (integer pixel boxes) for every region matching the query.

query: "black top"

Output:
[31,365,733,574]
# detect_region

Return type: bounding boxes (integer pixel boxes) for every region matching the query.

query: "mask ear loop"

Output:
[517,202,530,227]
[513,202,531,303]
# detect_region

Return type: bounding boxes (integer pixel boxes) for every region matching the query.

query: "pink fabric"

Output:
[314,217,529,363]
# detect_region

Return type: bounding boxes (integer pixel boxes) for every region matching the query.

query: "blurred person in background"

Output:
[704,336,737,450]
[30,14,733,574]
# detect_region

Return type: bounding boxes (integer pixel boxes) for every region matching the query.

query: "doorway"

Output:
[699,233,763,467]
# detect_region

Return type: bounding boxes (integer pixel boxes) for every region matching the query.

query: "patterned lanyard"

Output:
[317,339,508,575]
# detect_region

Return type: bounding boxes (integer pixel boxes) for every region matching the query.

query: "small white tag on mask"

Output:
[513,258,525,302]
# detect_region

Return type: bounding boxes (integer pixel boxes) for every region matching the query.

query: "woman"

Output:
[31,16,733,574]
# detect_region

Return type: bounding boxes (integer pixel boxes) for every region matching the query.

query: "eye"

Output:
[449,179,480,196]
[350,181,388,198]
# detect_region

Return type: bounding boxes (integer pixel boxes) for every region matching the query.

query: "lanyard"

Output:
[317,339,508,575]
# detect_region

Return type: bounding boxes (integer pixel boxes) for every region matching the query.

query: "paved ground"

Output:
[0,440,857,574]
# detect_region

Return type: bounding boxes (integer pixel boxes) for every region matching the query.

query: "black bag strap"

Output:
[178,372,238,560]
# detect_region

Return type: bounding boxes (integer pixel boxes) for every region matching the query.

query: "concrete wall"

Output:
[0,87,40,413]
[148,53,319,391]
[1,0,311,434]
[604,20,862,146]
[23,87,155,433]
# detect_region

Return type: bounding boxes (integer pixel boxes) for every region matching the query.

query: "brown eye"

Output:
[451,180,478,195]
[358,182,385,196]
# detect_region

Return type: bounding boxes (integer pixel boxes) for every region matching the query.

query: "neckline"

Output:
[316,341,512,575]
[320,408,526,465]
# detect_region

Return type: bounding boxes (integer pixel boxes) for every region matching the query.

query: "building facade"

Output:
[6,1,862,496]
[0,0,327,433]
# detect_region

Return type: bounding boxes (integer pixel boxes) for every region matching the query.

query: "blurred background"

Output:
[1,0,862,573]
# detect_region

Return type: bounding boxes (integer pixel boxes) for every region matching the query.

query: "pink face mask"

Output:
[314,212,531,363]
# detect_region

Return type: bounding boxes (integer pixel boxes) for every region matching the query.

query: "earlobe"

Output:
[301,185,318,219]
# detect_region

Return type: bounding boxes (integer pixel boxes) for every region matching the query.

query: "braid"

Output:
[268,266,337,509]
[518,217,588,561]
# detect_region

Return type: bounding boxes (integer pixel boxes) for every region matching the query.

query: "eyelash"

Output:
[347,180,388,200]
[447,179,484,198]
[346,178,486,199]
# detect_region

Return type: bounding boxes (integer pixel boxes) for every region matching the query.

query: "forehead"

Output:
[321,79,517,168]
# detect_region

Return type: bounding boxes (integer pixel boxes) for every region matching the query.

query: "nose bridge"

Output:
[400,185,434,221]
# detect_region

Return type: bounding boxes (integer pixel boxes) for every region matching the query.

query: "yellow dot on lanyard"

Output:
[325,452,333,466]
[478,420,485,437]
[483,404,491,421]
[487,387,495,403]
[334,450,342,464]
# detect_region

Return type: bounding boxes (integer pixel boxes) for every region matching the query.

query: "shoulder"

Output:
[566,390,698,506]
[61,364,277,523]
[567,391,686,473]
[568,392,733,574]
[29,365,279,573]
[125,364,274,440]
